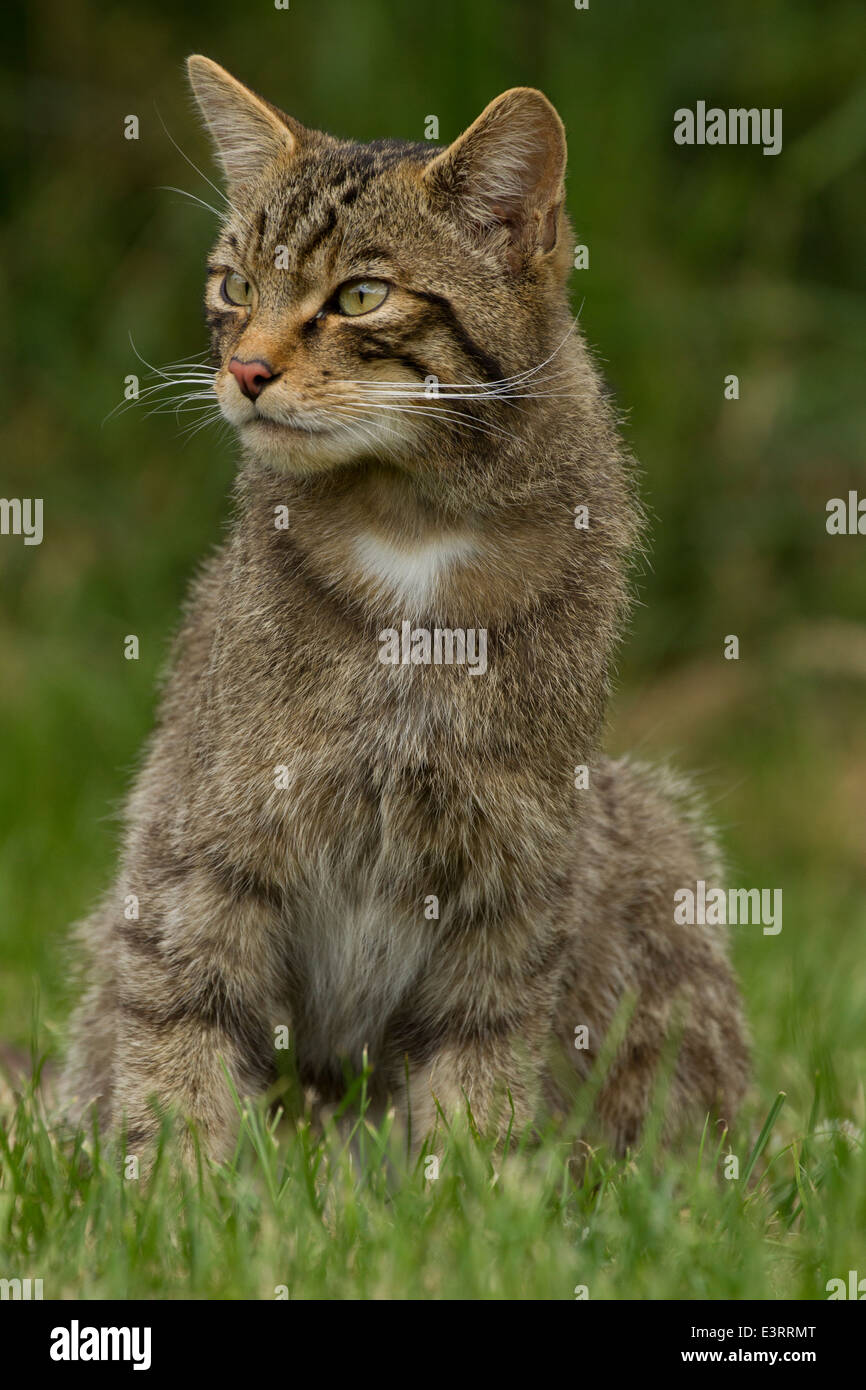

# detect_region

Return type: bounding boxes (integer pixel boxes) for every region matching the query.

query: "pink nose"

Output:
[228,357,275,401]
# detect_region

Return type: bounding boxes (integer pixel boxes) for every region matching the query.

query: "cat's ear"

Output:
[422,88,567,270]
[186,55,305,187]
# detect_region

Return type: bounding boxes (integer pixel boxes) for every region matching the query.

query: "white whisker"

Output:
[323,393,517,446]
[154,104,258,240]
[334,306,585,405]
[102,339,219,427]
[158,185,224,220]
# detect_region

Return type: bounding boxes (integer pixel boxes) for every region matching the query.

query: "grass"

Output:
[1,1038,862,1301]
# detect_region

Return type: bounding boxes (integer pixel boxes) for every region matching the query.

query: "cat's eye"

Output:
[336,280,389,316]
[222,271,255,307]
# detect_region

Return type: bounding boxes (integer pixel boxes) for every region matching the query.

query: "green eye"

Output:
[337,280,389,316]
[222,271,254,307]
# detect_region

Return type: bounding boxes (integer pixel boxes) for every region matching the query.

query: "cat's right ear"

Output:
[186,56,305,187]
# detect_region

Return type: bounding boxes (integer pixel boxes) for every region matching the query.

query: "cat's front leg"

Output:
[395,917,565,1147]
[109,862,285,1164]
[408,1036,544,1147]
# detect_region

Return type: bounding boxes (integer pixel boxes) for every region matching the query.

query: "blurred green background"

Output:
[1,0,864,1140]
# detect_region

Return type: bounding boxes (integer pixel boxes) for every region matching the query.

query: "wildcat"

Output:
[59,56,749,1161]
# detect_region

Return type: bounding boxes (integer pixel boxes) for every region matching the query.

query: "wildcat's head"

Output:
[187,56,573,478]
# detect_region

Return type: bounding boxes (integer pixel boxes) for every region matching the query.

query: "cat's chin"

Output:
[238,414,417,475]
[238,417,369,474]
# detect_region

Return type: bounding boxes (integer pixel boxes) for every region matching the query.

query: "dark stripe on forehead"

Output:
[347,138,435,170]
[298,205,338,261]
[329,166,352,189]
[328,166,369,203]
[407,288,504,383]
[338,146,390,177]
[282,181,320,228]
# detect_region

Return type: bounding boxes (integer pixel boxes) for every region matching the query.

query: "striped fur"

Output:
[59,58,749,1163]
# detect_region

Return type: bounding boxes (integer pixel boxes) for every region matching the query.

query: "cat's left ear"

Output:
[187,55,307,188]
[422,88,567,270]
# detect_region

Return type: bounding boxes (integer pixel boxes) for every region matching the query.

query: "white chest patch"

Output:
[352,532,478,608]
